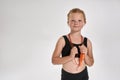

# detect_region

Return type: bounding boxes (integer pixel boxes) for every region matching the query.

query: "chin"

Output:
[73,30,81,32]
[73,28,81,32]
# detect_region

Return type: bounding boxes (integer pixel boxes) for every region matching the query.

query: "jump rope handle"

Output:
[76,45,85,66]
[79,53,85,66]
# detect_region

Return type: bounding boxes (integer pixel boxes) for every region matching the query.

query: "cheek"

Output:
[80,22,85,26]
[68,22,73,26]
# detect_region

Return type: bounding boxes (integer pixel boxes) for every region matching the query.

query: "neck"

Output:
[68,31,83,44]
[69,31,81,37]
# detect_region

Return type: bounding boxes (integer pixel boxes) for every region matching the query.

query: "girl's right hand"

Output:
[70,47,78,58]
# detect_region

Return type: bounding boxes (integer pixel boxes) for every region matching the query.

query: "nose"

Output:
[74,21,79,25]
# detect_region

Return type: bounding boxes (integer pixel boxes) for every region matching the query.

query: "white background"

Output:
[0,0,120,80]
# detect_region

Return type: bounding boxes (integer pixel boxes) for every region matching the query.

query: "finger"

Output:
[79,45,84,49]
[81,50,87,54]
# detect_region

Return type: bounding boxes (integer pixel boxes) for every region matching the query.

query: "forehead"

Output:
[69,13,84,19]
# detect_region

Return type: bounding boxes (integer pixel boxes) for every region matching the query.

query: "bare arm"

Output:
[51,37,76,65]
[84,39,94,66]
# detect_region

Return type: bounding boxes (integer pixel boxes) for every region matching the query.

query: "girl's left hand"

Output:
[79,45,87,54]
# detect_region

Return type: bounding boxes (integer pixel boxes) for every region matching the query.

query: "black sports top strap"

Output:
[83,37,87,47]
[62,35,70,45]
[75,45,80,57]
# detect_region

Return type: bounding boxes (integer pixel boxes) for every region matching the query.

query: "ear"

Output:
[67,21,69,24]
[67,21,69,25]
[83,22,86,26]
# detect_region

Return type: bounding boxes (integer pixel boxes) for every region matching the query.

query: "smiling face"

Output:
[68,13,85,32]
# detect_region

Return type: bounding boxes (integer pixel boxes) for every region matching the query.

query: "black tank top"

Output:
[61,35,87,58]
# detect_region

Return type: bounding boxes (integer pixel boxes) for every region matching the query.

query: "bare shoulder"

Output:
[58,36,65,43]
[86,38,92,47]
[55,36,65,48]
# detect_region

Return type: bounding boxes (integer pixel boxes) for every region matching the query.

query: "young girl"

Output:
[52,8,94,80]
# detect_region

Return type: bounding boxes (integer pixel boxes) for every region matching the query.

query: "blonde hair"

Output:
[67,8,86,23]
